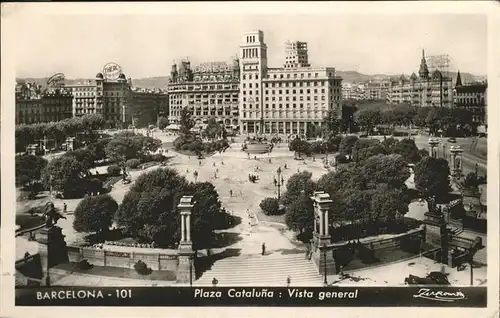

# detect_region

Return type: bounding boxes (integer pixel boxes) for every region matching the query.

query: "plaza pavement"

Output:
[15,135,488,286]
[328,256,487,286]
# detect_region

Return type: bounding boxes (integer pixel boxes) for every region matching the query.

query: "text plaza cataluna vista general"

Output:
[12,23,490,309]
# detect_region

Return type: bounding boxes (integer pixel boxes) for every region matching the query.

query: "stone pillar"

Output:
[428,138,439,158]
[310,191,336,275]
[449,146,464,178]
[176,196,195,284]
[186,214,191,242]
[181,215,185,241]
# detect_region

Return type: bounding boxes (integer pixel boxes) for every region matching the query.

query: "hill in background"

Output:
[17,71,483,90]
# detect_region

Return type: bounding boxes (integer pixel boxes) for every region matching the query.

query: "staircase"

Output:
[195,253,322,286]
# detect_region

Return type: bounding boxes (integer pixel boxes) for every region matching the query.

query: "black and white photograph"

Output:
[1,2,499,316]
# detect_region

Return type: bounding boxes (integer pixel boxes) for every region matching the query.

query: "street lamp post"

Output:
[275,167,282,200]
[324,142,329,165]
[323,243,328,286]
[189,254,194,287]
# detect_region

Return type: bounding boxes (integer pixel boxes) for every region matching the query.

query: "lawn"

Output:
[16,214,45,230]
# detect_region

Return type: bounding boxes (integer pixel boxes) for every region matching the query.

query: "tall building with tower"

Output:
[387,50,453,107]
[239,30,343,136]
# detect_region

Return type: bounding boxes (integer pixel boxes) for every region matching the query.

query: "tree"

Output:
[285,194,314,235]
[289,138,309,158]
[158,117,169,130]
[281,171,316,206]
[203,117,223,140]
[414,157,451,198]
[381,137,399,154]
[370,184,410,222]
[87,138,111,163]
[323,109,341,138]
[179,107,195,135]
[260,197,280,215]
[356,109,381,133]
[351,139,386,163]
[339,135,359,155]
[341,103,357,133]
[41,156,88,198]
[115,168,223,249]
[105,137,140,164]
[63,148,96,170]
[73,194,118,234]
[393,138,421,164]
[361,154,410,189]
[413,107,431,128]
[15,154,48,187]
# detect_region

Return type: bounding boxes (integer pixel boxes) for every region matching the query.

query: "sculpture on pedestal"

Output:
[43,202,66,228]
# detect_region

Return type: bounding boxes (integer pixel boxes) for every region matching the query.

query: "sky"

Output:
[12,14,487,79]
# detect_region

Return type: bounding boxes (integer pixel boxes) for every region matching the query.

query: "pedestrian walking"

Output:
[230,189,233,197]
[287,276,291,287]
[213,162,216,167]
[261,243,266,256]
[212,277,218,287]
[199,160,202,166]
[63,202,67,214]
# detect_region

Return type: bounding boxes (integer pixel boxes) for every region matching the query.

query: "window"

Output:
[243,83,246,88]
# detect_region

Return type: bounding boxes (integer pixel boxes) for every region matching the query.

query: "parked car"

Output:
[427,272,451,285]
[447,137,457,143]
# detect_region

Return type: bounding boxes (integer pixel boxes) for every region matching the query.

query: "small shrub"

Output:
[126,159,141,169]
[107,165,121,176]
[151,154,165,162]
[335,154,349,164]
[134,260,152,275]
[259,197,280,215]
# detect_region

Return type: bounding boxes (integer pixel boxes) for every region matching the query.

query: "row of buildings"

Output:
[167,30,343,136]
[342,82,389,100]
[16,30,488,133]
[16,73,169,128]
[340,50,487,124]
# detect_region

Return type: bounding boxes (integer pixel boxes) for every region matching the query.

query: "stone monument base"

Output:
[311,246,336,276]
[35,226,69,286]
[176,242,195,284]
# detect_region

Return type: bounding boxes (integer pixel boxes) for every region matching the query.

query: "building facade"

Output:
[453,71,487,125]
[15,82,73,125]
[66,73,132,125]
[167,59,240,130]
[239,30,343,136]
[129,88,169,128]
[387,50,453,107]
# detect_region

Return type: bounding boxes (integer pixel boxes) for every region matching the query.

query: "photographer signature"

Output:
[413,288,466,302]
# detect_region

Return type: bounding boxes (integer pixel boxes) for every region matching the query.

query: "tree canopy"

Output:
[179,107,195,135]
[115,168,224,249]
[41,155,88,198]
[203,117,223,140]
[105,134,162,164]
[414,156,451,199]
[15,154,48,187]
[73,194,118,234]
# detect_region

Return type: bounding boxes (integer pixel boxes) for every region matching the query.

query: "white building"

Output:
[239,30,343,136]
